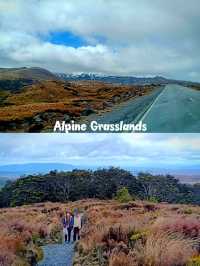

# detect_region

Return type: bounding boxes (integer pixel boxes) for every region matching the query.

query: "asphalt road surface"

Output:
[86,84,200,133]
[140,84,200,132]
[85,86,164,131]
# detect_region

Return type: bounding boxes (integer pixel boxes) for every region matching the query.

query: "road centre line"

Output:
[139,86,167,122]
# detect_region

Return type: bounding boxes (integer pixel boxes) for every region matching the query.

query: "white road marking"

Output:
[140,86,167,122]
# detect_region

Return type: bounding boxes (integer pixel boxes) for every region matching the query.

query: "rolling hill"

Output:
[0,67,58,92]
[0,67,57,81]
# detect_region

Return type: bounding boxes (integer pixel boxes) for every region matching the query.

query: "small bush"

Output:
[115,187,132,203]
[148,196,158,203]
[187,256,200,266]
[184,208,193,215]
[153,216,200,238]
[32,245,44,262]
[109,251,135,266]
[130,230,148,242]
[134,231,197,266]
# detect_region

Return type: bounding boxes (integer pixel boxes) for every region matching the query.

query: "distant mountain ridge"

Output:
[0,67,198,87]
[55,72,170,85]
[0,163,75,177]
[55,72,199,86]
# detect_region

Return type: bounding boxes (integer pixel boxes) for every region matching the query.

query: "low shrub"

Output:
[187,256,200,266]
[184,208,193,215]
[130,230,149,242]
[109,251,135,266]
[115,187,132,203]
[153,216,200,238]
[134,231,198,266]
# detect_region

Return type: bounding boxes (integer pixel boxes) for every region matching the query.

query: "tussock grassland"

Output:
[75,200,200,266]
[0,199,99,265]
[1,199,200,266]
[0,80,156,131]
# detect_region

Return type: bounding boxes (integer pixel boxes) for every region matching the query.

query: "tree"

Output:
[115,187,132,203]
[0,169,200,208]
[137,173,180,202]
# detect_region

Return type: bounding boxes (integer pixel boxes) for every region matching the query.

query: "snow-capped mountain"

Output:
[55,72,171,85]
[56,72,106,80]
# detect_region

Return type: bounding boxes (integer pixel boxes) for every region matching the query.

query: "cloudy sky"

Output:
[0,134,199,172]
[0,0,200,81]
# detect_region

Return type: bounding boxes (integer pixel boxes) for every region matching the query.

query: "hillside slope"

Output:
[0,67,57,81]
[0,67,58,93]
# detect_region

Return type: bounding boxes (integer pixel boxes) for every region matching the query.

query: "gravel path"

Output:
[38,243,74,266]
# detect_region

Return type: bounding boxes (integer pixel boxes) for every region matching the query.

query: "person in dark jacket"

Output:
[62,212,67,243]
[62,210,74,243]
[66,210,74,242]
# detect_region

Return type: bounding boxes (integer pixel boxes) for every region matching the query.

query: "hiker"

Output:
[73,208,82,241]
[66,210,74,243]
[62,210,74,243]
[62,212,67,243]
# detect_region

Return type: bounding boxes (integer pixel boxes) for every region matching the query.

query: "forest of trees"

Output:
[0,167,200,207]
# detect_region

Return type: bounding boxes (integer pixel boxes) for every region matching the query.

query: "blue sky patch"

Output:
[46,31,87,48]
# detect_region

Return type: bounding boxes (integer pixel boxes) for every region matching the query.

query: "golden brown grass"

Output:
[77,200,200,266]
[0,199,103,265]
[1,199,199,266]
[0,80,155,122]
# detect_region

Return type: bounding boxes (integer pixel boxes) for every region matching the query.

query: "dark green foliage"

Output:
[116,187,132,203]
[0,168,200,207]
[0,79,34,92]
[0,90,10,107]
[137,173,180,202]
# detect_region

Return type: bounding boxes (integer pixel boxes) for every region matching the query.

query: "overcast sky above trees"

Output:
[0,0,200,81]
[0,134,199,172]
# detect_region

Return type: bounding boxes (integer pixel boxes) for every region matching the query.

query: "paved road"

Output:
[85,86,164,131]
[85,84,200,132]
[140,84,200,132]
[38,243,74,266]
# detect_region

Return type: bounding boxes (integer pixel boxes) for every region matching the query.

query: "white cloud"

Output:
[0,134,199,168]
[0,0,200,80]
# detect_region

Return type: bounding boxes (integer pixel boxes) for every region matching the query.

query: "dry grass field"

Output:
[0,80,156,131]
[1,199,200,266]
